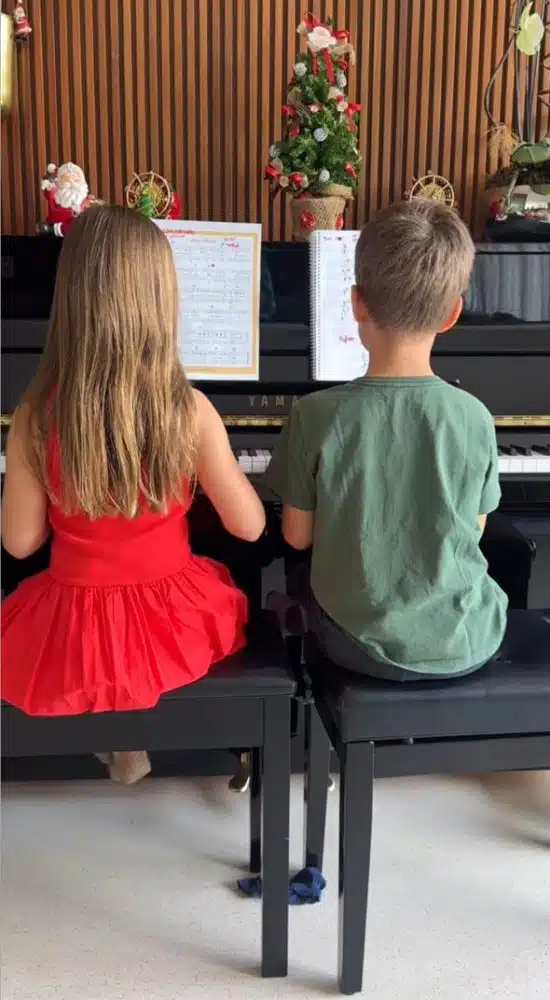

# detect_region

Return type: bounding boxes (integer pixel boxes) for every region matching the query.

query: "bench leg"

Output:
[261,694,291,979]
[249,747,262,874]
[338,741,374,996]
[304,702,331,869]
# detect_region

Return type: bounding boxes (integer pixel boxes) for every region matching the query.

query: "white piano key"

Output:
[250,450,264,474]
[237,450,253,473]
[0,452,5,475]
[497,456,511,476]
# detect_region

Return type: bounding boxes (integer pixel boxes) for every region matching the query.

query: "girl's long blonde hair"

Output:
[26,204,197,518]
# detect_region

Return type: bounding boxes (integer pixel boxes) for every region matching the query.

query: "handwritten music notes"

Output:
[310,231,369,381]
[157,220,261,380]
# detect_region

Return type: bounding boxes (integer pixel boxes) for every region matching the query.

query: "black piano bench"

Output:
[301,614,550,996]
[1,618,296,981]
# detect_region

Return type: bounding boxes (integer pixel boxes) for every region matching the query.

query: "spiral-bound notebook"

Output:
[310,230,369,381]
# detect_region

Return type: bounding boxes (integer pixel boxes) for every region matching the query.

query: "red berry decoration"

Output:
[300,210,316,231]
[335,214,344,230]
[345,162,357,178]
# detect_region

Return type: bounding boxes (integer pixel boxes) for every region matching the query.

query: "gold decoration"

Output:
[487,124,520,160]
[407,173,455,208]
[125,171,173,218]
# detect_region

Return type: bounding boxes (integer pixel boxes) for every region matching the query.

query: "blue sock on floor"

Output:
[238,866,326,905]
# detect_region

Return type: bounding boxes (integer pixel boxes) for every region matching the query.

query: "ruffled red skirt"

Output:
[2,555,247,716]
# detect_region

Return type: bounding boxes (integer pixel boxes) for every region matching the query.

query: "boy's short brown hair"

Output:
[355,198,475,334]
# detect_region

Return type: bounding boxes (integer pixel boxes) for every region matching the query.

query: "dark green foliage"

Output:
[266,50,361,196]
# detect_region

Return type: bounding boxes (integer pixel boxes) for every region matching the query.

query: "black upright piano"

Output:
[2,237,550,538]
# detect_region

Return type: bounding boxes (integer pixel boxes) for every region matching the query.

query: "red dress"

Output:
[2,441,248,716]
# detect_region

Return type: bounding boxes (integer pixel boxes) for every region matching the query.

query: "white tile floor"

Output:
[2,775,549,1000]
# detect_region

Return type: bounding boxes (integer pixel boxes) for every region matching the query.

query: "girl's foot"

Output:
[96,751,151,785]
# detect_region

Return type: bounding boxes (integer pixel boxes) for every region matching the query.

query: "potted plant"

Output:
[264,14,361,239]
[483,0,550,239]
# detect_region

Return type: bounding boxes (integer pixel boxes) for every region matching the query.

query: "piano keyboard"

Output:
[233,446,550,478]
[2,446,550,479]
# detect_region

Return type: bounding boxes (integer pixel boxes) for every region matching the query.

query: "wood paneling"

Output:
[2,0,549,237]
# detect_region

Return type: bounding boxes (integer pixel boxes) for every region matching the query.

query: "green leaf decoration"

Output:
[138,187,156,218]
[516,3,545,56]
[511,138,550,165]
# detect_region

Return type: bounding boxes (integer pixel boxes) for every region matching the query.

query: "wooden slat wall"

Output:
[2,0,549,238]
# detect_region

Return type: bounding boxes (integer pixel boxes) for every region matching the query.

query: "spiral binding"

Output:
[309,231,323,381]
[309,230,363,382]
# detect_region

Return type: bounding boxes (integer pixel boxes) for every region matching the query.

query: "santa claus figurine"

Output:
[13,2,32,40]
[40,162,99,236]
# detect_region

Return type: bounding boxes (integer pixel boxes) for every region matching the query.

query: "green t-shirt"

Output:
[266,376,508,675]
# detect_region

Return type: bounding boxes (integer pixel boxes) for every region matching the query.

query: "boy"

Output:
[267,198,508,680]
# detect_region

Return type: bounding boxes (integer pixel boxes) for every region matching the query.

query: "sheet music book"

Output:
[310,230,369,381]
[157,220,261,381]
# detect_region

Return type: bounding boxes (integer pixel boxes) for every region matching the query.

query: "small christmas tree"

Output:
[137,186,156,219]
[265,15,361,198]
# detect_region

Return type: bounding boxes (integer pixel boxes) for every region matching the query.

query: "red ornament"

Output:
[282,104,295,117]
[168,190,182,219]
[322,48,335,84]
[334,29,350,40]
[289,172,305,187]
[265,165,281,179]
[339,59,349,70]
[344,162,357,178]
[336,95,346,104]
[289,126,300,137]
[347,102,362,114]
[299,210,316,231]
[335,214,344,230]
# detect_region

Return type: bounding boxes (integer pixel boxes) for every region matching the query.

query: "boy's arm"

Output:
[265,404,316,550]
[282,506,313,551]
[478,417,501,533]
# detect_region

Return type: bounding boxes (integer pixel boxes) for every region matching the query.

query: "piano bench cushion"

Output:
[311,628,550,745]
[2,617,295,757]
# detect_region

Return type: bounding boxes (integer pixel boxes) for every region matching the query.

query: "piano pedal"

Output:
[228,753,336,793]
[228,753,251,793]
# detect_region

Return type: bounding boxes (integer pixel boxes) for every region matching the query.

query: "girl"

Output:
[2,205,266,781]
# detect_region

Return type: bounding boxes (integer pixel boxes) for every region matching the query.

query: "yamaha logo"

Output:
[247,395,300,410]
